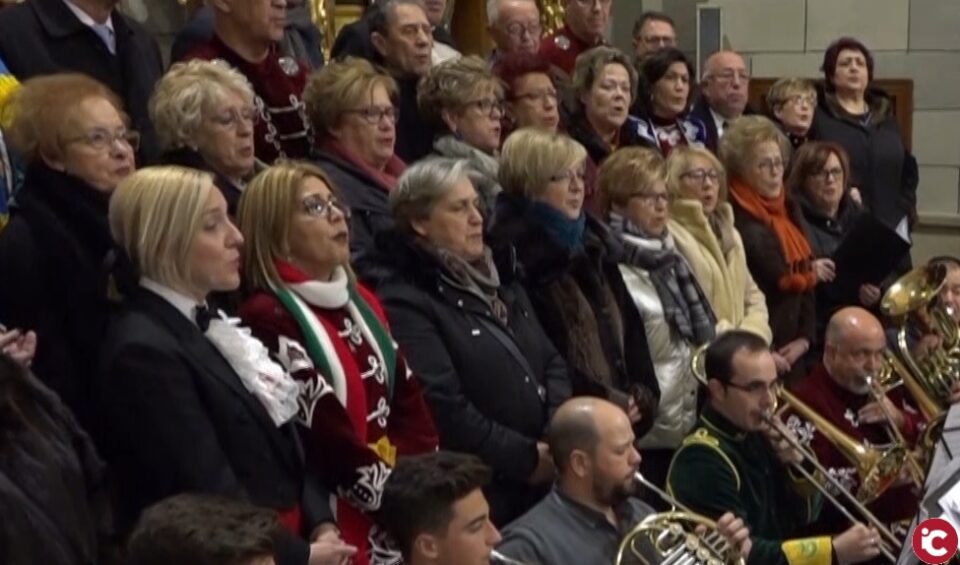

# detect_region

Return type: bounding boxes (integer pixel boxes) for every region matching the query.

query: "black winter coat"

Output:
[312,150,395,286]
[488,193,660,437]
[798,195,863,354]
[375,232,572,526]
[0,0,163,164]
[810,86,918,231]
[0,360,112,565]
[0,164,116,439]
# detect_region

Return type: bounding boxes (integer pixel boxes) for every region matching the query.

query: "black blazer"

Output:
[98,289,323,564]
[0,0,163,164]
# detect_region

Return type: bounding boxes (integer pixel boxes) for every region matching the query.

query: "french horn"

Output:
[615,472,745,565]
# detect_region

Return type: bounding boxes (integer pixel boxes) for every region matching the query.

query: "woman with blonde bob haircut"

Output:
[237,161,438,564]
[150,60,259,216]
[100,166,358,565]
[766,77,817,147]
[720,115,822,381]
[491,128,660,440]
[599,146,716,493]
[665,145,771,343]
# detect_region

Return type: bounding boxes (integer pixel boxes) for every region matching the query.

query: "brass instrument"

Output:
[777,387,907,505]
[690,343,903,562]
[615,472,745,565]
[762,405,900,563]
[882,264,960,408]
[490,550,528,564]
[691,343,908,503]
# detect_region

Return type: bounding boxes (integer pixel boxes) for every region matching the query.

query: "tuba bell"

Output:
[882,263,960,408]
[615,473,745,565]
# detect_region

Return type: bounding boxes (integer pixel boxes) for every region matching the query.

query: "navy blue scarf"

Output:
[526,201,587,251]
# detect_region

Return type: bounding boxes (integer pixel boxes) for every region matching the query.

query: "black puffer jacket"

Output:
[375,231,572,526]
[488,193,660,437]
[810,85,918,231]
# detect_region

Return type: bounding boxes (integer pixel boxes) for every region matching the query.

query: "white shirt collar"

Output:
[710,108,727,138]
[61,0,114,31]
[140,278,202,327]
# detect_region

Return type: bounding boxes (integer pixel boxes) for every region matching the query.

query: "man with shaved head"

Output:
[496,397,751,564]
[786,307,922,537]
[690,50,751,151]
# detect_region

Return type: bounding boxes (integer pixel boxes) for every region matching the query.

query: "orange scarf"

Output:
[729,177,816,293]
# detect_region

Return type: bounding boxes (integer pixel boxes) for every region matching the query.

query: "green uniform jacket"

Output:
[667,406,833,565]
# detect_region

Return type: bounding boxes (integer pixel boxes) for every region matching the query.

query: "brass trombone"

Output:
[615,472,745,565]
[690,344,903,563]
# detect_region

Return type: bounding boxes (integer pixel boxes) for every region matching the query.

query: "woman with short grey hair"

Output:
[375,157,572,527]
[150,60,259,216]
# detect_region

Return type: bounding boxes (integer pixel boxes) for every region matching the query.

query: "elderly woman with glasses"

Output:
[418,56,505,216]
[766,77,818,150]
[237,162,438,565]
[490,128,659,437]
[0,74,136,435]
[150,60,260,217]
[566,46,655,212]
[720,116,826,383]
[304,57,406,284]
[598,146,715,494]
[665,147,771,344]
[493,52,561,136]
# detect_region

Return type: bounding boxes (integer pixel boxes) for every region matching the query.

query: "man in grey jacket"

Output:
[497,397,752,564]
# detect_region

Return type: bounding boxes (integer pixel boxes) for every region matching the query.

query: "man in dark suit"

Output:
[0,0,163,164]
[331,0,456,62]
[690,50,751,153]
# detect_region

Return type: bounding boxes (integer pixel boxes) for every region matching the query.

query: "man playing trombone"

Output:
[497,397,752,564]
[787,307,922,538]
[667,330,882,565]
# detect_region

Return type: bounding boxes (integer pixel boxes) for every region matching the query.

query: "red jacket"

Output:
[786,363,922,530]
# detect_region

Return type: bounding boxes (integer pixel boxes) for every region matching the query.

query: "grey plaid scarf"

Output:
[609,212,716,345]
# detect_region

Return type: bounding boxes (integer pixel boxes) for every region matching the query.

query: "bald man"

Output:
[497,397,751,564]
[690,50,751,151]
[786,307,922,536]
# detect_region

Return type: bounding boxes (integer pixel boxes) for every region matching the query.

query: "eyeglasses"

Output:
[345,105,399,125]
[301,194,349,220]
[512,88,558,105]
[573,0,611,6]
[398,23,434,39]
[784,94,816,107]
[505,21,542,39]
[812,167,844,181]
[709,70,750,84]
[550,168,586,185]
[756,158,784,172]
[64,128,140,152]
[639,35,675,48]
[209,106,259,128]
[725,379,778,397]
[680,168,720,184]
[465,97,505,117]
[632,191,669,205]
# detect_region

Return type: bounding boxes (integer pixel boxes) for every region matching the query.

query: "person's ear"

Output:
[706,378,724,402]
[209,0,232,14]
[440,107,460,135]
[40,149,67,173]
[414,533,441,560]
[772,105,784,122]
[371,31,389,58]
[569,449,591,479]
[410,217,430,239]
